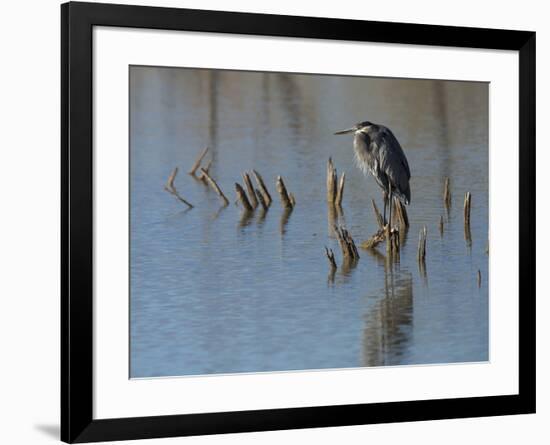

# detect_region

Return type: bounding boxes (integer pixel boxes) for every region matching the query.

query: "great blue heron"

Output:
[334,121,411,226]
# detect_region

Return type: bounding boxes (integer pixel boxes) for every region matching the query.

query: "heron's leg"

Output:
[382,191,388,225]
[388,186,393,229]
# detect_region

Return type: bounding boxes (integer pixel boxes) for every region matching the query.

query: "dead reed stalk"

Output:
[276,176,294,209]
[335,172,345,207]
[371,199,384,230]
[289,193,296,207]
[165,167,178,191]
[398,199,409,227]
[393,198,409,229]
[235,183,253,211]
[324,246,337,269]
[387,226,400,258]
[198,159,213,182]
[335,226,360,260]
[326,158,337,204]
[443,177,451,207]
[164,167,194,208]
[242,172,258,209]
[417,225,427,263]
[256,188,269,211]
[252,170,272,207]
[464,192,472,226]
[200,168,229,206]
[189,147,209,175]
[361,229,386,250]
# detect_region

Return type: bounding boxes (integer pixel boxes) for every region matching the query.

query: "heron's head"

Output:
[333,121,373,135]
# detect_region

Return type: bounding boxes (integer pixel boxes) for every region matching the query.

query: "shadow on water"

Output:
[362,271,414,367]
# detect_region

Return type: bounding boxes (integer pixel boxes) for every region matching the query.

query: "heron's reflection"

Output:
[361,271,414,367]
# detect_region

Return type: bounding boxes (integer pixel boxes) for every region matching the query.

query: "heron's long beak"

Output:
[333,127,356,135]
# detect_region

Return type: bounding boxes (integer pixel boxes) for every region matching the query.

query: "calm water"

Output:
[129,66,489,378]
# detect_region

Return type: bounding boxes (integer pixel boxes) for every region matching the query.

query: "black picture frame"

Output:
[61,1,536,443]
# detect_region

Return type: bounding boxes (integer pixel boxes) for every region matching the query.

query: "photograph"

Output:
[129,65,489,378]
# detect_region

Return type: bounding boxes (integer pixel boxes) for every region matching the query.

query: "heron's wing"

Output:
[376,128,411,202]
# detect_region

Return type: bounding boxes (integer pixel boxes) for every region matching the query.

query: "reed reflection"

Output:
[238,209,254,228]
[279,207,293,235]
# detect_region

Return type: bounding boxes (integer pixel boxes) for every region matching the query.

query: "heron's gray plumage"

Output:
[335,120,411,226]
[353,123,411,205]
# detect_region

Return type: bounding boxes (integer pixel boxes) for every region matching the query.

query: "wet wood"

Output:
[276,175,294,209]
[326,158,337,204]
[360,228,386,250]
[417,225,427,262]
[200,168,229,206]
[252,170,272,207]
[418,225,427,281]
[165,167,178,191]
[335,226,360,260]
[198,159,213,182]
[335,172,345,207]
[164,167,194,208]
[463,192,472,226]
[235,183,253,211]
[393,198,409,229]
[189,146,209,175]
[464,192,472,246]
[385,224,400,258]
[387,226,400,258]
[242,172,258,209]
[324,246,337,269]
[371,199,384,230]
[443,177,451,207]
[256,188,269,211]
[327,204,338,238]
[289,193,296,207]
[396,199,409,228]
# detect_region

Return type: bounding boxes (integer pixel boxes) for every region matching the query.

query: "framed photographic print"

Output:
[61,1,536,443]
